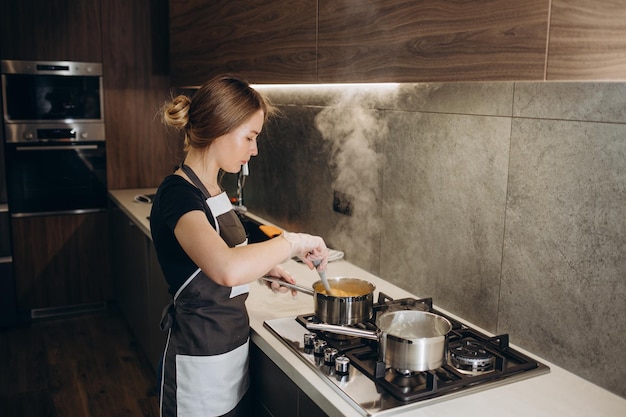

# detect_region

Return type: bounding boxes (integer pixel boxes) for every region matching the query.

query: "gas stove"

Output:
[263,294,549,416]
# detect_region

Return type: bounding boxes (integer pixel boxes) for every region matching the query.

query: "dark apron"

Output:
[159,165,250,417]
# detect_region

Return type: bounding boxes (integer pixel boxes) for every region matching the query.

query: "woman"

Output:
[150,75,329,417]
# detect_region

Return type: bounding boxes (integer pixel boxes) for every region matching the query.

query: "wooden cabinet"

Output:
[318,0,549,82]
[169,0,317,86]
[0,0,102,62]
[12,212,111,315]
[101,0,178,189]
[547,0,626,80]
[168,0,549,84]
[169,0,626,83]
[250,343,327,417]
[110,206,151,354]
[146,242,172,371]
[0,207,16,327]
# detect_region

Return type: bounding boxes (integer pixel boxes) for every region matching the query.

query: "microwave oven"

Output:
[1,60,105,143]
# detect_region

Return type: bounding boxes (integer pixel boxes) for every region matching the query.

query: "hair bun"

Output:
[162,95,191,130]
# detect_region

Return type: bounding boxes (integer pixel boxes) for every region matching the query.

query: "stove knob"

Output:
[313,339,327,356]
[323,347,338,365]
[335,356,350,375]
[303,332,317,348]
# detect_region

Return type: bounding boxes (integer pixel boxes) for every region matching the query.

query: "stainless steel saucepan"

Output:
[261,276,375,325]
[306,310,452,372]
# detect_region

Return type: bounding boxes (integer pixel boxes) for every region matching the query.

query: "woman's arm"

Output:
[174,210,297,287]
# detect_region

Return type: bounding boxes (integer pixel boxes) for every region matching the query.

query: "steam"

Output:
[314,86,397,261]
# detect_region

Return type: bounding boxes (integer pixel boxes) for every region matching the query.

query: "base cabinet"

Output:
[0,261,16,327]
[110,206,151,349]
[0,207,16,327]
[12,212,111,316]
[146,243,171,371]
[250,343,327,417]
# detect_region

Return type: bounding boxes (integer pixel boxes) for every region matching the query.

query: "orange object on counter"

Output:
[259,225,283,238]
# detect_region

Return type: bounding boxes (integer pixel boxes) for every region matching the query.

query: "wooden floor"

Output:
[0,308,160,416]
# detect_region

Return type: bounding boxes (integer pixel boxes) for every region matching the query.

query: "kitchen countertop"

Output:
[109,188,154,236]
[109,188,626,417]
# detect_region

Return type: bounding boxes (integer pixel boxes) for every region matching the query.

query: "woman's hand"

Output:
[282,232,329,271]
[264,264,298,296]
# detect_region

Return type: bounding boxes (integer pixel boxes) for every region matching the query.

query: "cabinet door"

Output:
[109,207,151,351]
[318,0,549,82]
[0,209,16,327]
[250,343,299,417]
[0,0,102,61]
[12,212,111,314]
[146,240,172,373]
[169,0,317,86]
[0,261,17,327]
[547,0,626,80]
[101,0,178,189]
[250,343,328,417]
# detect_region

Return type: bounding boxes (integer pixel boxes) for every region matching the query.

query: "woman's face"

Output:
[213,109,264,174]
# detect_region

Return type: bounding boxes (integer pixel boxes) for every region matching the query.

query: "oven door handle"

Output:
[15,144,99,151]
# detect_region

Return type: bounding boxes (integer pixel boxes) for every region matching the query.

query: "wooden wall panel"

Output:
[318,0,550,82]
[169,0,318,86]
[0,0,102,62]
[102,0,181,189]
[547,0,626,80]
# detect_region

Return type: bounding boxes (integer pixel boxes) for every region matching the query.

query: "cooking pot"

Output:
[261,276,375,325]
[306,310,452,372]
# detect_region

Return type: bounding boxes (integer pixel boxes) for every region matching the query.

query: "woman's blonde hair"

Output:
[161,74,276,151]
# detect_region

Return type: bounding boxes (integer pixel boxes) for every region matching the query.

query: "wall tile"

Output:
[514,82,626,122]
[500,117,626,396]
[394,82,514,116]
[245,106,331,232]
[380,111,511,331]
[246,104,385,272]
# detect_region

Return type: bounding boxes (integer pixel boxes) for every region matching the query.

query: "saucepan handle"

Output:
[306,322,380,341]
[261,276,315,296]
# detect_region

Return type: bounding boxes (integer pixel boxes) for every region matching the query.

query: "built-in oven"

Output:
[1,60,106,216]
[5,141,107,216]
[2,60,103,124]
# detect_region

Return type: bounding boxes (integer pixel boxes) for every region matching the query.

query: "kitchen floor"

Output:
[0,307,159,416]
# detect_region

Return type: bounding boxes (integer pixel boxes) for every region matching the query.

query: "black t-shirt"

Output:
[150,174,216,295]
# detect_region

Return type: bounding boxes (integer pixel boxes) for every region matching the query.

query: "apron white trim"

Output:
[205,192,231,216]
[175,339,250,416]
[159,328,172,417]
[206,192,230,236]
[230,284,249,298]
[230,235,250,298]
[174,267,201,300]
